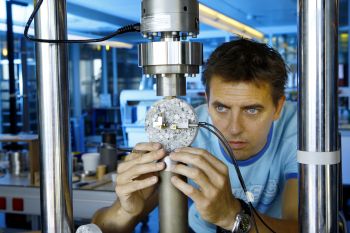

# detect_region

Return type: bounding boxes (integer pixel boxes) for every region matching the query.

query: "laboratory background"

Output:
[0,0,349,232]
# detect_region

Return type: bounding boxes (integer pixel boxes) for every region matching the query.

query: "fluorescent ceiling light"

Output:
[0,23,133,49]
[199,3,264,40]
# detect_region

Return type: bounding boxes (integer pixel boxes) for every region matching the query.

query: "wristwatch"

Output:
[216,198,252,233]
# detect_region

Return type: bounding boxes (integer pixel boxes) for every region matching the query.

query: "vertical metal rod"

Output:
[112,48,118,106]
[101,46,108,95]
[34,0,73,232]
[298,0,339,232]
[159,170,188,233]
[21,38,29,132]
[71,44,81,119]
[6,0,17,134]
[71,44,84,152]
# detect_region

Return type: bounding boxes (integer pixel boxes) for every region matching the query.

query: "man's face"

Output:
[207,76,285,160]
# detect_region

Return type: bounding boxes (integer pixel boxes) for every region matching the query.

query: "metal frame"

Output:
[34,0,73,232]
[298,0,340,232]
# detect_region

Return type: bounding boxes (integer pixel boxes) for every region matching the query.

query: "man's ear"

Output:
[273,96,286,121]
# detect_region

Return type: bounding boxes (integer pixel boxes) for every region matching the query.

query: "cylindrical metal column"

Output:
[159,172,188,233]
[21,38,30,132]
[34,0,73,232]
[298,0,339,232]
[112,48,118,106]
[6,0,17,134]
[101,46,108,95]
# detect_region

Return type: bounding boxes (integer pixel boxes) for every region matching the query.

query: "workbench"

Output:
[0,173,116,220]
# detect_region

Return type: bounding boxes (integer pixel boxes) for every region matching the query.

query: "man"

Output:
[93,38,298,233]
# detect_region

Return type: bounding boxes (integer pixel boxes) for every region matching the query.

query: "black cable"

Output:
[23,0,140,43]
[198,122,277,233]
[198,123,259,233]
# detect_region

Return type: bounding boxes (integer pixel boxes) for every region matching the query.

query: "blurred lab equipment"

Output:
[120,90,161,147]
[81,153,100,173]
[8,150,29,176]
[99,131,118,173]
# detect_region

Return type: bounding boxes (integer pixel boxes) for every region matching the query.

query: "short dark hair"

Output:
[202,38,288,105]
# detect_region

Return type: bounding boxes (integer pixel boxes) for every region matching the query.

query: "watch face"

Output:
[238,214,252,233]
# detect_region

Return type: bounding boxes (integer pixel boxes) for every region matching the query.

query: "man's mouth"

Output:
[229,141,247,149]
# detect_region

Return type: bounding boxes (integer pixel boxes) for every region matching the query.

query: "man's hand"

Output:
[169,147,240,230]
[116,142,166,217]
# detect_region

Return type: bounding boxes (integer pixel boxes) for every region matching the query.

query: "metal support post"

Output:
[71,44,85,152]
[101,46,108,95]
[112,48,118,106]
[298,0,340,232]
[6,0,17,134]
[21,38,29,132]
[34,0,73,232]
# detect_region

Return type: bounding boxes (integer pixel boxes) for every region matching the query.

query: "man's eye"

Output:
[216,105,228,113]
[246,108,259,115]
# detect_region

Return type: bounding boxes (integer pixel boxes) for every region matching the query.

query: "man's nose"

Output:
[228,113,243,135]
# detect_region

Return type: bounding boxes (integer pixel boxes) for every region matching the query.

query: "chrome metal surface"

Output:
[138,40,202,96]
[143,65,199,75]
[141,0,199,35]
[298,0,339,232]
[156,74,186,96]
[138,41,202,70]
[298,0,338,152]
[34,0,73,232]
[138,0,202,97]
[299,164,339,232]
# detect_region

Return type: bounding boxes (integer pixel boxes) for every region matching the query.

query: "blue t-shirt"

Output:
[189,101,298,233]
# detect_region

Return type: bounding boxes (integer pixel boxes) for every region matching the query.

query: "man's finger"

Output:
[170,151,223,185]
[171,164,215,196]
[124,142,162,162]
[116,176,159,196]
[170,176,204,203]
[134,142,162,151]
[176,147,227,172]
[116,162,165,184]
[118,149,166,173]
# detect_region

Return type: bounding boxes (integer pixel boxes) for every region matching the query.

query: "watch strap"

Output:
[216,199,252,233]
[236,198,251,216]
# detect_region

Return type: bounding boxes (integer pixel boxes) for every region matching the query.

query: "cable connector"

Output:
[245,191,255,203]
[132,23,141,32]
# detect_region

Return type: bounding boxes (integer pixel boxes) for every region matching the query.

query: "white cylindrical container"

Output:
[81,153,100,173]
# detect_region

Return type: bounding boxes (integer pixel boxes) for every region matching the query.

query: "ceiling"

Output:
[0,0,349,43]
